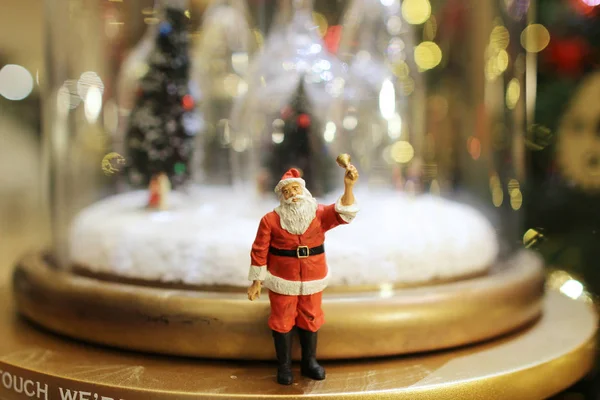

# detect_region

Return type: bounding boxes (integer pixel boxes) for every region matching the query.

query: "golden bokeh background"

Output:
[0,0,599,398]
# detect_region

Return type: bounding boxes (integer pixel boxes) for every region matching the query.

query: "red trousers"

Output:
[268,291,324,333]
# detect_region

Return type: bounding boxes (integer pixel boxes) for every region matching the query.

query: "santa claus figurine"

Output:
[147,172,171,210]
[247,163,359,385]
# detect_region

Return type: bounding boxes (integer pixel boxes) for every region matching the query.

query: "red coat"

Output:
[249,201,356,296]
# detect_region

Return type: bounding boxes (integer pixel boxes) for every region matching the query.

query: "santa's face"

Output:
[557,72,600,190]
[275,186,318,235]
[281,182,303,202]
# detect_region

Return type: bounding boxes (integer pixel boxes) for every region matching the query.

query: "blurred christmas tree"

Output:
[529,0,599,165]
[524,4,600,398]
[125,6,200,191]
[525,0,600,293]
[262,81,337,197]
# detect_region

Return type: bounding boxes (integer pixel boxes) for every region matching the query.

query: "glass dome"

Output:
[230,0,348,197]
[43,0,529,289]
[332,0,425,191]
[191,0,258,185]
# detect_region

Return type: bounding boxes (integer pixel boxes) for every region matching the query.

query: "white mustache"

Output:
[284,194,308,205]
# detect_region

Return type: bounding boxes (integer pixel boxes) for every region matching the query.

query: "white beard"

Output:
[274,192,318,235]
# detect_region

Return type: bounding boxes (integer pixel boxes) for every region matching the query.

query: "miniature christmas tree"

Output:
[263,80,337,197]
[125,5,200,199]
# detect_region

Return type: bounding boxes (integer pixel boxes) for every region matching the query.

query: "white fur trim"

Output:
[248,265,267,281]
[274,178,306,193]
[263,270,330,295]
[335,197,359,223]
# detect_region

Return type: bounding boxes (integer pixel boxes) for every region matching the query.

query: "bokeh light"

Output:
[232,137,248,152]
[387,16,403,36]
[379,79,396,119]
[496,50,509,72]
[489,173,500,188]
[525,124,553,150]
[520,24,550,53]
[414,41,442,70]
[506,78,520,109]
[57,80,82,113]
[492,187,503,207]
[485,25,511,81]
[547,270,572,290]
[485,56,501,81]
[467,136,481,160]
[84,86,103,124]
[392,61,410,78]
[378,283,394,299]
[581,0,600,6]
[546,271,592,303]
[507,178,520,195]
[0,64,34,101]
[560,279,584,300]
[312,12,328,37]
[510,189,523,210]
[387,38,406,63]
[490,173,503,207]
[400,77,415,95]
[343,115,358,130]
[523,228,544,248]
[401,0,431,25]
[324,121,336,142]
[77,71,104,99]
[490,25,510,51]
[231,53,249,76]
[272,133,284,144]
[390,141,414,163]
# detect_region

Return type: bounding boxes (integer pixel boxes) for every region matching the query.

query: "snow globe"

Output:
[13,0,545,365]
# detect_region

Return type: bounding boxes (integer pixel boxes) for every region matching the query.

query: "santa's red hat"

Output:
[274,168,305,194]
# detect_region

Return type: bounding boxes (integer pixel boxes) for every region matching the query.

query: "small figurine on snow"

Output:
[247,155,359,385]
[148,172,171,210]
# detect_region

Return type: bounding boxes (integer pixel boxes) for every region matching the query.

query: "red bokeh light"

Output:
[182,94,195,111]
[297,113,311,128]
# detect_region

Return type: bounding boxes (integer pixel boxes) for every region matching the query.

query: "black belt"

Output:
[269,245,325,258]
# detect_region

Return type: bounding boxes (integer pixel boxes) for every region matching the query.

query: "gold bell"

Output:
[336,153,351,169]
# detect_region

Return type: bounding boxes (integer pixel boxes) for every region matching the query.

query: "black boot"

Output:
[272,330,294,385]
[298,328,326,380]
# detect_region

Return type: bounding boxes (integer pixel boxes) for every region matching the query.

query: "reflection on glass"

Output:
[192,0,257,185]
[231,0,346,198]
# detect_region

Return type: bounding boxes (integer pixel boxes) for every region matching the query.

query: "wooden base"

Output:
[11,251,546,360]
[0,287,596,399]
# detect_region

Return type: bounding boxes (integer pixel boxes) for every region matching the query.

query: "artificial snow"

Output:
[69,187,499,286]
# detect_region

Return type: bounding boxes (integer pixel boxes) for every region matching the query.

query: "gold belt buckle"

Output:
[297,246,309,258]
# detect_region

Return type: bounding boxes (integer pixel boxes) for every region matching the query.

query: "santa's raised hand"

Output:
[344,164,359,187]
[341,164,358,207]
